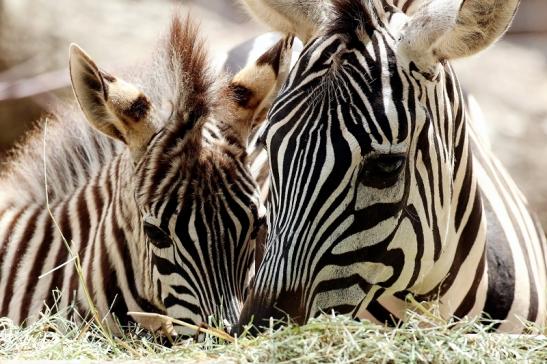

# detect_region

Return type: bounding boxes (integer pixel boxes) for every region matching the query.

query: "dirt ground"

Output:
[1,0,546,227]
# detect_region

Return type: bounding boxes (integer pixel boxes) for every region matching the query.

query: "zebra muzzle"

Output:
[234,288,306,336]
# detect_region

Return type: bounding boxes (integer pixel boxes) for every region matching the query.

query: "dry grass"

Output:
[1,307,546,363]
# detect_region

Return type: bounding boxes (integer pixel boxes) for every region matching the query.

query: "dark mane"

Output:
[326,0,400,42]
[327,0,379,38]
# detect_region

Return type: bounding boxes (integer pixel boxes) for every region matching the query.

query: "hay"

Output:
[1,308,546,363]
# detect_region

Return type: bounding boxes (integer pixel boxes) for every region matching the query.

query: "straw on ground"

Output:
[1,307,546,362]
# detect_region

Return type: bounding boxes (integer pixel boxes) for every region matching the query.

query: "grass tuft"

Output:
[1,309,546,362]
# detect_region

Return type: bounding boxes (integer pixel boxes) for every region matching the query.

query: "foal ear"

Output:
[69,44,156,161]
[400,0,519,68]
[240,0,322,42]
[228,34,294,142]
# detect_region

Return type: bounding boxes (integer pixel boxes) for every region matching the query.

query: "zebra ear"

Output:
[69,44,156,160]
[228,34,294,142]
[400,0,519,68]
[240,0,322,42]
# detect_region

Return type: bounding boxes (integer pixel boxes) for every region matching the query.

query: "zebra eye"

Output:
[360,154,406,188]
[143,222,172,248]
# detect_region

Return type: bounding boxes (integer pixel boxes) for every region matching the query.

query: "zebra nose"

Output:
[233,288,306,337]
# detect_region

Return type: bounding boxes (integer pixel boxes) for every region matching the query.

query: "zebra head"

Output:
[69,16,293,333]
[238,0,520,331]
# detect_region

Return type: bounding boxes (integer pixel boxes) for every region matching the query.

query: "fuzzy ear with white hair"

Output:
[69,44,156,161]
[399,0,520,70]
[240,0,323,42]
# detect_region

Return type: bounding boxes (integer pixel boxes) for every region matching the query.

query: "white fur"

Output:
[400,0,520,69]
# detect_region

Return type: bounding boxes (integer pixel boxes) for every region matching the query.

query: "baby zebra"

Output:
[0,15,293,334]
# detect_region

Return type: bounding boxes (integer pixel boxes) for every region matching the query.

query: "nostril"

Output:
[229,323,243,337]
[238,309,295,336]
[236,291,306,336]
[236,294,275,336]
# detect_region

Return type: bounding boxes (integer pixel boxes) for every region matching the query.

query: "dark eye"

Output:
[143,222,172,248]
[359,154,406,188]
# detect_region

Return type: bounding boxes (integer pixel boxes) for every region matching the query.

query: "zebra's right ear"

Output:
[69,44,156,161]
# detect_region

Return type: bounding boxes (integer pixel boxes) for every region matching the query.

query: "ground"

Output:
[1,308,546,361]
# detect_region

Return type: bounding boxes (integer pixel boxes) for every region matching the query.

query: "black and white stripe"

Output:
[238,0,546,333]
[0,15,289,334]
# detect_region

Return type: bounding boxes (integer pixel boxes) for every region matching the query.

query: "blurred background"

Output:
[1,0,546,225]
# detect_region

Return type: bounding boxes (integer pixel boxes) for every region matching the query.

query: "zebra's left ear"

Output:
[228,34,294,143]
[400,0,519,68]
[69,44,156,161]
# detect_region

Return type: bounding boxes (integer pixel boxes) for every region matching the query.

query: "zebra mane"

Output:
[326,0,394,39]
[325,0,432,39]
[327,0,378,35]
[163,15,217,128]
[0,14,220,205]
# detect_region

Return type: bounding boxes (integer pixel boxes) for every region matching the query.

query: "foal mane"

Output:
[0,14,218,205]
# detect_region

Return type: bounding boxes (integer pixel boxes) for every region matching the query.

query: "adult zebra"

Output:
[236,0,547,333]
[0,15,293,334]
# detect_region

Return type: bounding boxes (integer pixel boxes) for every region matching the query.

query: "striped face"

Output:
[240,7,460,328]
[129,35,293,333]
[67,19,294,334]
[133,122,261,332]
